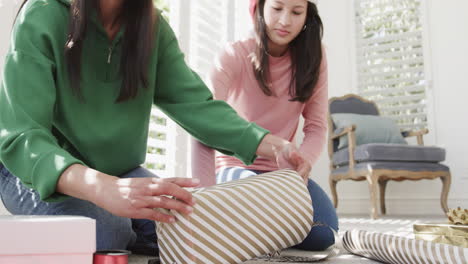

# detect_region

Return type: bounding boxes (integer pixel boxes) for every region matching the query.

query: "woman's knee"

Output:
[216,167,257,183]
[293,179,339,251]
[0,165,136,250]
[95,212,136,250]
[294,225,336,251]
[306,179,339,231]
[121,166,158,179]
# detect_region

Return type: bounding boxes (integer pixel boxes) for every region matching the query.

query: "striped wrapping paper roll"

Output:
[157,169,314,264]
[343,229,468,264]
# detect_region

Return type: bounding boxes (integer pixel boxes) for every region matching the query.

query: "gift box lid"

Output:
[0,215,96,255]
[413,223,468,238]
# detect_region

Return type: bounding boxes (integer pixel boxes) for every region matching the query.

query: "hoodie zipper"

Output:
[106,46,115,81]
[107,46,113,64]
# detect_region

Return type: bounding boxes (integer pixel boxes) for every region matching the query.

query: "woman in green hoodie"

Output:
[0,0,311,255]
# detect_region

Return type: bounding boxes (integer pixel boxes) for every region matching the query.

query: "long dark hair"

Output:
[17,0,156,102]
[251,0,323,103]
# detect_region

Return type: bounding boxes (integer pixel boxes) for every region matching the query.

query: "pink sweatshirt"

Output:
[192,37,328,186]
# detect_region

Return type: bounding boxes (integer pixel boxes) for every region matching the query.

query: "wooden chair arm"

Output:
[347,128,357,169]
[402,128,429,138]
[401,128,429,146]
[331,125,356,140]
[329,124,357,170]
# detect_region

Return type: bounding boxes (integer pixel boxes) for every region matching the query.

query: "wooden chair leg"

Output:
[367,174,379,219]
[329,178,338,209]
[379,180,388,215]
[440,173,451,213]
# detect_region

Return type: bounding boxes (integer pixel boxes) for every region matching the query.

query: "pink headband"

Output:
[249,0,317,18]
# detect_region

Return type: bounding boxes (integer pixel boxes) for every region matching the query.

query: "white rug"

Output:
[129,214,447,264]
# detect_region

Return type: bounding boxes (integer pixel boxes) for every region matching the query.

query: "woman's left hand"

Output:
[257,134,312,184]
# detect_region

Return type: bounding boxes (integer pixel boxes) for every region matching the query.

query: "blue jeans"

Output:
[0,164,158,254]
[217,167,339,251]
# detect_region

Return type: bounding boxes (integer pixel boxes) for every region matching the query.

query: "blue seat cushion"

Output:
[331,161,450,175]
[331,113,407,149]
[332,143,446,167]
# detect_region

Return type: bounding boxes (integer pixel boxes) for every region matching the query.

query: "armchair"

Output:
[328,94,451,219]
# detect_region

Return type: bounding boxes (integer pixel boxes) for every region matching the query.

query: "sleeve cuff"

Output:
[32,151,85,202]
[234,123,270,165]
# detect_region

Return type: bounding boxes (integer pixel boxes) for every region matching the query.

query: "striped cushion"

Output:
[156,169,314,264]
[343,230,468,264]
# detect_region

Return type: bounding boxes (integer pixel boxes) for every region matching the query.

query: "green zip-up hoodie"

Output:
[0,0,269,201]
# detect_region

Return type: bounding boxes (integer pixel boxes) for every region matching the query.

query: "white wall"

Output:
[427,0,468,205]
[0,1,16,78]
[316,0,468,216]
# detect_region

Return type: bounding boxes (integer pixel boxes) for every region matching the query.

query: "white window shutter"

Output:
[354,0,428,131]
[187,0,232,79]
[144,107,177,178]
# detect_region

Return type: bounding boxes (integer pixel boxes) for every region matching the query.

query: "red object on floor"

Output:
[93,250,131,264]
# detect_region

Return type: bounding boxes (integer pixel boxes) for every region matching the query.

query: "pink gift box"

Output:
[0,215,96,264]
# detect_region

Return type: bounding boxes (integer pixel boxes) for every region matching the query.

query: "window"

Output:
[354,0,429,130]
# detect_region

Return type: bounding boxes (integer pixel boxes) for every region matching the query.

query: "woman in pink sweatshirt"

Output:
[192,0,338,251]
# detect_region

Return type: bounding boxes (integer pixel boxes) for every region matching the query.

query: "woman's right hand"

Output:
[57,164,199,223]
[93,176,199,223]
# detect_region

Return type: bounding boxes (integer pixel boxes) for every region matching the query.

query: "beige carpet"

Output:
[129,214,446,264]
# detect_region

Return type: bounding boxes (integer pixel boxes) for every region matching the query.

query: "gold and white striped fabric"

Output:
[157,169,314,264]
[343,229,468,264]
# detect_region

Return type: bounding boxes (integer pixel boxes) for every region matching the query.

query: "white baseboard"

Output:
[335,198,468,216]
